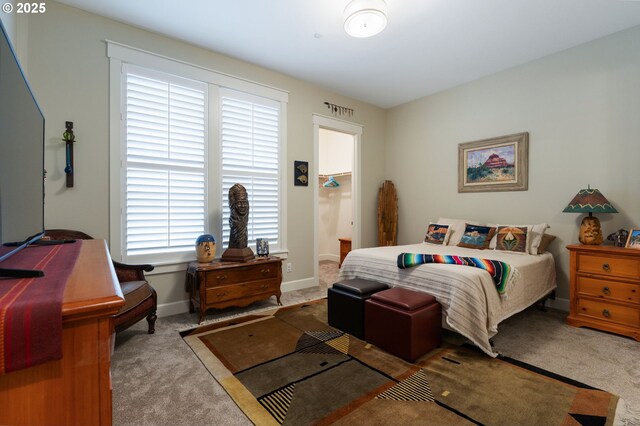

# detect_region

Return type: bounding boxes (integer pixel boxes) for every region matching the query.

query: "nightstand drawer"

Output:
[206,263,279,286]
[577,254,640,279]
[576,298,640,327]
[577,276,640,304]
[206,280,279,303]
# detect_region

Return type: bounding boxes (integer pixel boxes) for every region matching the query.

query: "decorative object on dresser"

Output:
[458,132,528,193]
[339,237,351,267]
[256,238,269,256]
[607,229,629,247]
[195,234,216,263]
[221,183,255,262]
[44,229,158,334]
[562,186,617,245]
[185,256,283,323]
[566,244,639,341]
[625,229,640,249]
[377,180,397,246]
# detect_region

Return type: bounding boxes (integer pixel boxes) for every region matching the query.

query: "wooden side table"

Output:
[186,256,283,323]
[339,237,352,268]
[566,244,640,341]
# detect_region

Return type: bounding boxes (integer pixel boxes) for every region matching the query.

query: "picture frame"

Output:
[625,228,640,249]
[458,132,528,193]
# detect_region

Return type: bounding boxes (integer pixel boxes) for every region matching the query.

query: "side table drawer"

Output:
[206,280,279,304]
[577,254,640,279]
[576,298,640,327]
[577,276,640,304]
[206,263,279,286]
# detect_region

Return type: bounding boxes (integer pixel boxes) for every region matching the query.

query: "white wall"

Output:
[385,25,640,301]
[22,2,386,314]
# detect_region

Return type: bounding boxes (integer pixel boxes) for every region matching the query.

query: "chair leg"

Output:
[146,311,157,334]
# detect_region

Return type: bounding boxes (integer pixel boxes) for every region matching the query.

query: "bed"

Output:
[339,242,557,357]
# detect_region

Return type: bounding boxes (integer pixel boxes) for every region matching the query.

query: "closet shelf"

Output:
[318,171,352,179]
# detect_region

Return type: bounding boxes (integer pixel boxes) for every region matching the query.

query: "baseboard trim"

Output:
[546,297,569,312]
[157,277,319,318]
[157,300,191,318]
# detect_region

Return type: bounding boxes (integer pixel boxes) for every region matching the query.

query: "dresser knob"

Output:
[602,263,610,272]
[216,274,227,280]
[602,309,611,318]
[261,268,270,274]
[602,286,611,295]
[216,291,227,297]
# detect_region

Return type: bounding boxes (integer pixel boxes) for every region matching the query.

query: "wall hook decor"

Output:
[62,121,76,188]
[324,101,354,118]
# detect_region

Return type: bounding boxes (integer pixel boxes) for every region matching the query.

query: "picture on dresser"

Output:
[625,228,640,249]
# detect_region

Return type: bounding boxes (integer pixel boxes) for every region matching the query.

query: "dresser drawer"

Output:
[206,280,279,304]
[206,263,279,286]
[576,298,640,327]
[577,276,640,304]
[577,254,640,279]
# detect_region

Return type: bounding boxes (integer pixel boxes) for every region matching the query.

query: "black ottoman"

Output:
[328,278,389,339]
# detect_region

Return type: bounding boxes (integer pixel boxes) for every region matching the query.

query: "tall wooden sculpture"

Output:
[378,180,398,246]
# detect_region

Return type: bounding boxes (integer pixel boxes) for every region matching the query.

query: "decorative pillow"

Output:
[457,224,496,249]
[424,223,450,245]
[528,223,550,255]
[537,233,557,254]
[495,226,528,253]
[437,217,481,246]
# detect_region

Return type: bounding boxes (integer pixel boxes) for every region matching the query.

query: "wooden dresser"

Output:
[566,244,640,341]
[186,256,283,323]
[339,237,351,268]
[0,240,124,425]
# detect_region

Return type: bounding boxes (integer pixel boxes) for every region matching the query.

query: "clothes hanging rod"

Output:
[318,171,352,179]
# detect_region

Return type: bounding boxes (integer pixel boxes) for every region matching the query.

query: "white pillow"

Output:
[436,217,480,246]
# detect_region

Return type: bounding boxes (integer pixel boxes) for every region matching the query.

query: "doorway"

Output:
[312,114,362,290]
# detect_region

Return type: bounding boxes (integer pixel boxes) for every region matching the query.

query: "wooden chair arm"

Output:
[112,261,154,283]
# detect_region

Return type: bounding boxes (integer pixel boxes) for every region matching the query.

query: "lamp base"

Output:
[579,215,603,245]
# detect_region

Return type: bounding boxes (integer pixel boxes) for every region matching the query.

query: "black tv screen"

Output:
[0,19,45,263]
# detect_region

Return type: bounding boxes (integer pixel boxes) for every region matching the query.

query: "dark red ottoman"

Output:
[328,278,389,339]
[365,287,442,362]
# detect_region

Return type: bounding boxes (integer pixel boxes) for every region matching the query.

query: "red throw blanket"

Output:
[0,241,82,374]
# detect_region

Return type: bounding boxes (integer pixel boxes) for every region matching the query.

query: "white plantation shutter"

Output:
[221,90,281,250]
[123,65,207,259]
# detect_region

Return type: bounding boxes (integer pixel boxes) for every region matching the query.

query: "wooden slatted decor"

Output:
[378,180,398,246]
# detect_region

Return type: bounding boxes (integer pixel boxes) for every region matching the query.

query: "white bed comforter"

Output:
[339,243,557,357]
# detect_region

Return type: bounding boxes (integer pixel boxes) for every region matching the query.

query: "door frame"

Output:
[312,114,362,284]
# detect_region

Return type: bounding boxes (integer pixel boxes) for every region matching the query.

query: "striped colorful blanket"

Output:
[397,253,515,295]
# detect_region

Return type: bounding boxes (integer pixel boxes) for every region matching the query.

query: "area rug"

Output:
[181,300,620,425]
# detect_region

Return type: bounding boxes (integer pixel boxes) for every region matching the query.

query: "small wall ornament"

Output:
[62,121,76,188]
[294,161,309,186]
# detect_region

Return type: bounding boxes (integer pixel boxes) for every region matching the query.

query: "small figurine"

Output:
[607,229,629,247]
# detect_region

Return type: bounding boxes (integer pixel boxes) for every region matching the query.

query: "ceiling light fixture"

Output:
[343,0,388,38]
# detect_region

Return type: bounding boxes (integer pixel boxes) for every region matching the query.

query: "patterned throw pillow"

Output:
[495,226,528,253]
[424,223,450,245]
[457,224,496,249]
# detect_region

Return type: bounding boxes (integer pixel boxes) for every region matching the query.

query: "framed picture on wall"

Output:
[458,132,529,193]
[294,161,309,186]
[625,228,640,249]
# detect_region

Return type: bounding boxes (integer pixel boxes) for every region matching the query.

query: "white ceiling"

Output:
[56,0,640,108]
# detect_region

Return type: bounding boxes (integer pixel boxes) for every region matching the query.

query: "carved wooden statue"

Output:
[221,183,254,262]
[378,180,398,246]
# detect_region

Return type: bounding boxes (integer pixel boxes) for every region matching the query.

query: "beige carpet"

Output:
[111,260,640,425]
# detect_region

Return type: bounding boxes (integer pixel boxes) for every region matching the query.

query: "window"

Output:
[220,90,281,251]
[108,42,288,266]
[122,64,207,262]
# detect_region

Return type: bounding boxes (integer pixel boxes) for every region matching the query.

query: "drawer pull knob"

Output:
[602,263,610,272]
[261,284,267,289]
[216,275,227,280]
[261,268,270,274]
[602,309,611,318]
[602,286,611,295]
[216,292,227,297]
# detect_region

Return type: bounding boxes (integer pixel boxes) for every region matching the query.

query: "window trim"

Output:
[108,41,288,264]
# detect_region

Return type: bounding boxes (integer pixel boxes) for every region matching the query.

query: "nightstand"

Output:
[339,237,352,268]
[566,244,640,341]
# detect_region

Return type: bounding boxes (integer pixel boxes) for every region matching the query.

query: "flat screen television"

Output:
[0,18,46,276]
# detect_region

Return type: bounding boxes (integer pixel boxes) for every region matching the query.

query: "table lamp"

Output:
[563,186,617,245]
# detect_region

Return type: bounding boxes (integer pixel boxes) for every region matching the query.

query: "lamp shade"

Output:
[562,188,617,214]
[344,0,388,38]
